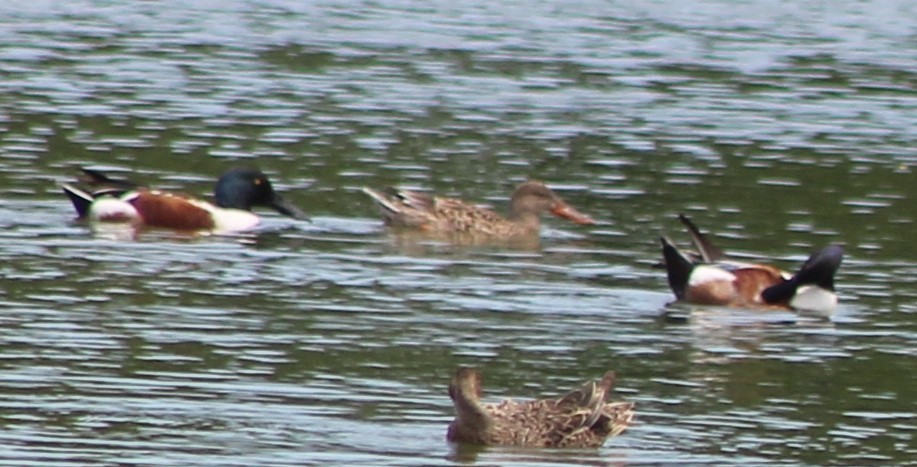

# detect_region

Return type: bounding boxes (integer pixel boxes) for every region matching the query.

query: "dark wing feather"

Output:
[678,213,725,262]
[79,168,139,191]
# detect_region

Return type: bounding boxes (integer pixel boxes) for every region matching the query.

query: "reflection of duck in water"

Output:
[362,181,595,238]
[62,167,307,233]
[660,214,843,315]
[447,367,635,448]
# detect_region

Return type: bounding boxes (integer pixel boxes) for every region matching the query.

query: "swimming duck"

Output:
[447,367,635,448]
[661,214,843,314]
[62,167,307,233]
[362,181,595,237]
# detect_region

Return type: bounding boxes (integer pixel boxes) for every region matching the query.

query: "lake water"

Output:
[0,0,914,465]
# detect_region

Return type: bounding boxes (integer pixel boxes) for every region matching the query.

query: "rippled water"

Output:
[0,0,914,465]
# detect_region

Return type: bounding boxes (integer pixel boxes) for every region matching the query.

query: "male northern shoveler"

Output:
[362,181,595,237]
[447,367,635,448]
[660,214,844,314]
[62,167,307,233]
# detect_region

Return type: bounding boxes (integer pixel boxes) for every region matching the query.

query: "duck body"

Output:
[62,167,306,233]
[661,214,843,314]
[81,190,262,232]
[447,367,635,448]
[363,181,595,238]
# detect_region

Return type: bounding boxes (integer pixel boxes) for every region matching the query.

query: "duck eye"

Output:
[254,178,263,186]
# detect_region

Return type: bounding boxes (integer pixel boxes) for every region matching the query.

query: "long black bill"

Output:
[271,194,310,221]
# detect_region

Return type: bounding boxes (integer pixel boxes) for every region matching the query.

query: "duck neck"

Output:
[507,209,541,230]
[452,391,492,439]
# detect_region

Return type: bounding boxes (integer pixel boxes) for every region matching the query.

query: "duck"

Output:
[362,181,595,237]
[660,214,844,314]
[447,367,635,448]
[62,167,307,233]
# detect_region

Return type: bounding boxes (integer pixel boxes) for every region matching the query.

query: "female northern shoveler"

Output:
[660,214,844,314]
[447,367,635,448]
[62,167,307,233]
[362,181,595,237]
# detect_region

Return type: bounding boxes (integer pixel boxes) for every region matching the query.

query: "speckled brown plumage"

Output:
[447,367,635,448]
[363,181,595,238]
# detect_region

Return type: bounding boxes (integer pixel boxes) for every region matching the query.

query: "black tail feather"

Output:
[660,236,695,300]
[61,184,94,217]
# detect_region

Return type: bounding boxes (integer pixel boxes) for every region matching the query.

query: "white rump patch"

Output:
[790,286,838,316]
[689,265,736,286]
[90,197,141,222]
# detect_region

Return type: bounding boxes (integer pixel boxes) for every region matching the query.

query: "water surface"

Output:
[0,0,914,465]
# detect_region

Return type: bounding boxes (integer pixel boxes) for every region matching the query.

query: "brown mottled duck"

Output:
[362,181,595,238]
[447,367,635,448]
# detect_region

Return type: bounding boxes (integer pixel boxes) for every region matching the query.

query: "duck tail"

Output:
[660,236,694,300]
[361,187,402,217]
[61,184,94,217]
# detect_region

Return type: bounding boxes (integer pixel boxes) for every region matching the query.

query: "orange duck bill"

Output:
[550,201,595,225]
